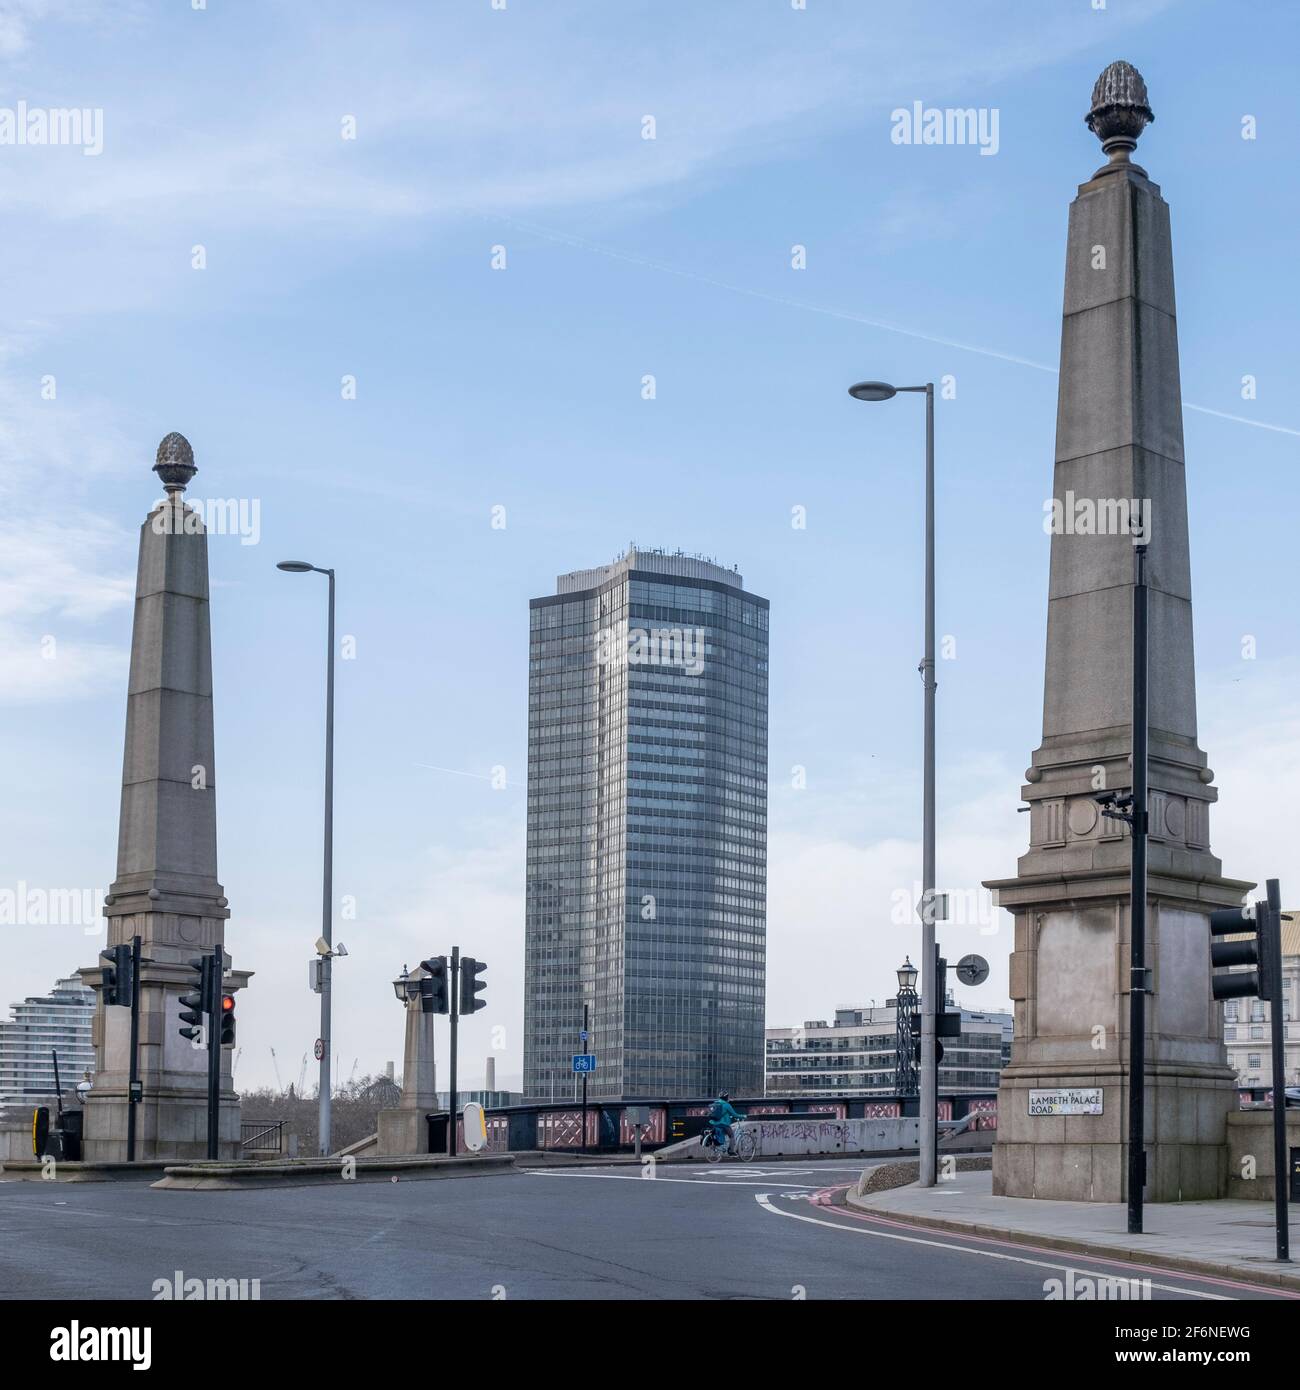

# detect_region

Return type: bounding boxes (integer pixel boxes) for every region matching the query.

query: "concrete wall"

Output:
[1225,1110,1300,1200]
[0,1120,33,1163]
[749,1117,922,1156]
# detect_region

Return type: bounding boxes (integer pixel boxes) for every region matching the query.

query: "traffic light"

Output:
[100,943,133,1007]
[1210,901,1279,1003]
[459,956,487,1014]
[219,992,236,1046]
[178,956,213,1042]
[419,956,449,1015]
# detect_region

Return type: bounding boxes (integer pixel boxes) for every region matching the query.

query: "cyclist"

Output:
[706,1091,745,1155]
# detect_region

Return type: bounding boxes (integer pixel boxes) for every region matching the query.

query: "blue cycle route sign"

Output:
[572,1053,597,1074]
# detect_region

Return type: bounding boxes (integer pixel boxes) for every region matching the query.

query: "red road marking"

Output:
[792,1186,1300,1299]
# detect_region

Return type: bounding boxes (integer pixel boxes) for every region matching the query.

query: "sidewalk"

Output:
[846,1169,1300,1293]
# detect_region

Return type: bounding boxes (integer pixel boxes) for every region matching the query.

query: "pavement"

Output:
[3,1156,1295,1300]
[848,1168,1300,1293]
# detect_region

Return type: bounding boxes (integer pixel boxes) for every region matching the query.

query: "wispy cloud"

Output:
[0,342,137,703]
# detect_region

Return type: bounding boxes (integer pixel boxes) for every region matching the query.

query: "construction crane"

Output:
[347,1058,358,1085]
[297,1053,308,1094]
[269,1047,284,1093]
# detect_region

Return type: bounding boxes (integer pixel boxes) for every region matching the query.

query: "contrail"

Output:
[496,214,1300,439]
[496,214,1056,374]
[413,761,510,787]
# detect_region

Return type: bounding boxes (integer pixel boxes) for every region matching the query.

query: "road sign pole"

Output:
[581,1003,589,1155]
[447,945,459,1157]
[126,935,141,1162]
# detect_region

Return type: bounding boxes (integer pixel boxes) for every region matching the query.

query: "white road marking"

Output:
[524,1170,829,1188]
[752,1194,1230,1300]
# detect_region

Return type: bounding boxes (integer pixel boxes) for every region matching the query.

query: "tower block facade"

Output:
[986,65,1250,1202]
[80,434,249,1161]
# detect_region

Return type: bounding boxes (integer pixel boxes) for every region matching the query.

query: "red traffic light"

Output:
[219,991,236,1046]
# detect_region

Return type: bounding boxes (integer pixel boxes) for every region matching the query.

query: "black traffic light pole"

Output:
[126,935,142,1161]
[1127,542,1150,1235]
[446,945,459,1157]
[206,946,221,1161]
[1265,879,1289,1263]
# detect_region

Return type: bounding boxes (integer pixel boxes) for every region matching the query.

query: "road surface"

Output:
[2,1160,1293,1301]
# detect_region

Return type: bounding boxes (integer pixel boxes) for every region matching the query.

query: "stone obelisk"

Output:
[80,434,249,1161]
[985,64,1250,1203]
[377,966,439,1155]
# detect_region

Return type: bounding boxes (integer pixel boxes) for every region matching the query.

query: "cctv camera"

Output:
[315,937,330,957]
[333,943,348,958]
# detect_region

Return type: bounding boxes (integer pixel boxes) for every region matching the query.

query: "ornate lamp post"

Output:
[895,956,919,1098]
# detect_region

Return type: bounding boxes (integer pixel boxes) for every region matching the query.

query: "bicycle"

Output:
[700,1122,757,1163]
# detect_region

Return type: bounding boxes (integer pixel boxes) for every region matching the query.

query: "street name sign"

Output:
[1028,1087,1102,1116]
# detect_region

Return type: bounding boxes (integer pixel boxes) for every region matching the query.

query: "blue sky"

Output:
[1,0,1296,1093]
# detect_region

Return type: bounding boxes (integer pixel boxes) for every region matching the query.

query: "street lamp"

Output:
[848,378,939,1187]
[393,966,414,1005]
[895,957,920,1099]
[277,558,337,1156]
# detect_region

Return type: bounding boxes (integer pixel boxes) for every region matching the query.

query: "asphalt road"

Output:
[3,1161,1295,1301]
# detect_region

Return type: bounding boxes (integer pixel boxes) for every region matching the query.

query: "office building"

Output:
[766,1000,1012,1098]
[524,546,769,1100]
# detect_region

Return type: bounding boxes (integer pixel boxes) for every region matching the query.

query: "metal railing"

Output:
[240,1119,285,1156]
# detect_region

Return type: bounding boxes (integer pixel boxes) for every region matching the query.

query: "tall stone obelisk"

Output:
[986,64,1250,1203]
[80,434,249,1161]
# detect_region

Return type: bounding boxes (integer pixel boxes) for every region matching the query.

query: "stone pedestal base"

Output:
[81,1087,241,1163]
[376,1107,428,1156]
[993,1061,1233,1201]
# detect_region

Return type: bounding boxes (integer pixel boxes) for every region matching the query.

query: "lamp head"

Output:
[277,560,314,573]
[848,381,897,403]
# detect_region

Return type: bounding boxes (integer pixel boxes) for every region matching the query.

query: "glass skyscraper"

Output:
[524,547,768,1101]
